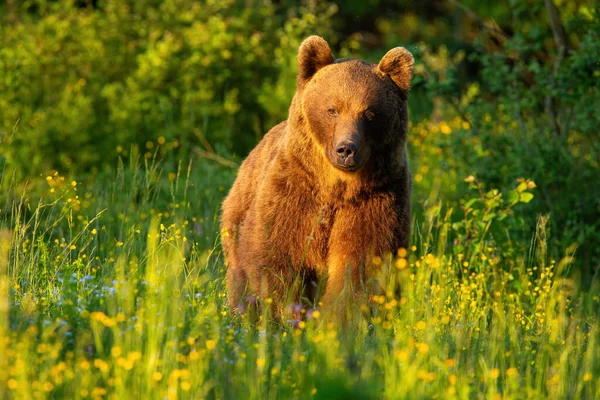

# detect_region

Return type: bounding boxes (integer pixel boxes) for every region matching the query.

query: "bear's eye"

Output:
[327,107,338,117]
[365,110,375,121]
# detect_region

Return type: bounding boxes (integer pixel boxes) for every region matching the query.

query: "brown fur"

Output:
[221,36,413,317]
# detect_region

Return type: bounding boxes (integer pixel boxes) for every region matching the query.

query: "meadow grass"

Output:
[0,150,598,400]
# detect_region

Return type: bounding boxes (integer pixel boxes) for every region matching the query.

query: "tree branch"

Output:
[545,0,567,51]
[192,128,239,169]
[448,0,510,42]
[193,148,239,169]
[544,0,568,137]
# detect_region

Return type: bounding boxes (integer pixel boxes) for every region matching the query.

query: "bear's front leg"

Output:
[321,245,371,314]
[321,217,385,314]
[321,195,408,315]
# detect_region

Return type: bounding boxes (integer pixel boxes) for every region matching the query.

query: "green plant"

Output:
[395,1,600,280]
[0,0,338,177]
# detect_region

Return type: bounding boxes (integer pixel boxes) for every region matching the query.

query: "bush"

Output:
[0,0,338,176]
[401,1,600,280]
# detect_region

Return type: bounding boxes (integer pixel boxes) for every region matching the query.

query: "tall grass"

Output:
[0,153,598,400]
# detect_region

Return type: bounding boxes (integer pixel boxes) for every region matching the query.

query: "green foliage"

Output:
[466,5,600,278]
[398,1,600,278]
[0,0,337,176]
[449,176,536,261]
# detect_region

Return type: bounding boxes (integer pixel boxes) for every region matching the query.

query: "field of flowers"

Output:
[1,1,598,398]
[0,118,597,400]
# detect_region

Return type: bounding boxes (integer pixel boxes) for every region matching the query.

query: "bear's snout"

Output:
[334,141,359,170]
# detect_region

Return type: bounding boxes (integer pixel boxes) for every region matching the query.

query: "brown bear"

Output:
[221,36,413,318]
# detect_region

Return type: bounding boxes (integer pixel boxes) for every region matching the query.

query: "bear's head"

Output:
[295,36,413,173]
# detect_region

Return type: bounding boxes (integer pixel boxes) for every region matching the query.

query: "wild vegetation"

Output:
[0,0,598,399]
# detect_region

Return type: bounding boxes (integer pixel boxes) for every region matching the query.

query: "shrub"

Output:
[0,0,338,176]
[402,1,600,280]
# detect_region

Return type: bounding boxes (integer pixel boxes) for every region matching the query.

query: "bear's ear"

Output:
[297,36,334,87]
[377,47,414,91]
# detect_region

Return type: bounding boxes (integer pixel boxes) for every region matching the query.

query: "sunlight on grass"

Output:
[0,147,598,400]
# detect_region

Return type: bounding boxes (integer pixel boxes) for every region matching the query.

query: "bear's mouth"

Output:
[335,162,359,172]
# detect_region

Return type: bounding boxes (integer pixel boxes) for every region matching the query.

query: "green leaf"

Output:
[520,192,534,203]
[483,212,496,222]
[464,198,478,209]
[507,190,519,204]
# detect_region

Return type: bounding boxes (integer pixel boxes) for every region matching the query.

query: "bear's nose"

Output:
[336,142,357,160]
